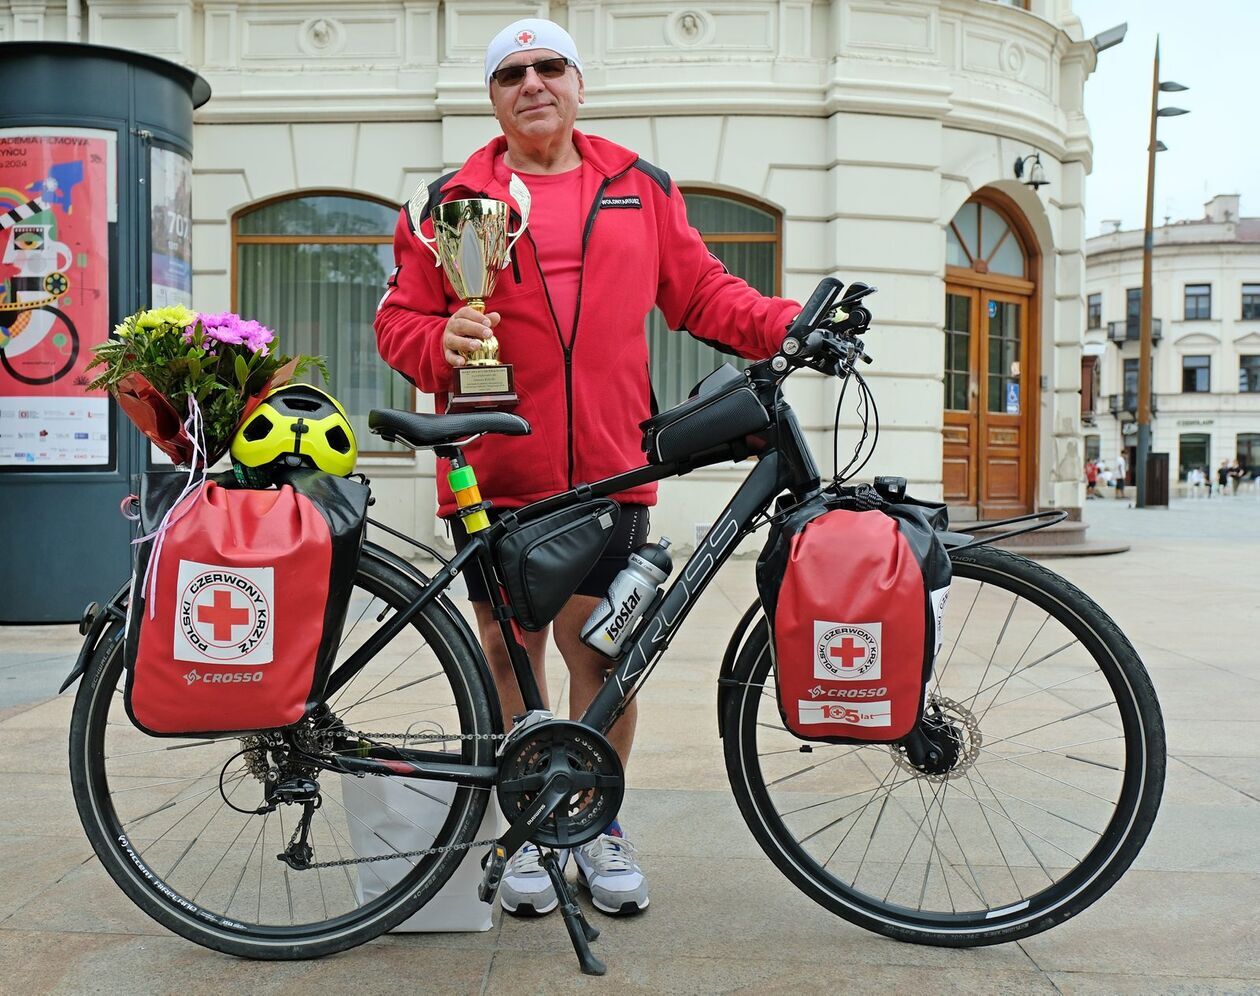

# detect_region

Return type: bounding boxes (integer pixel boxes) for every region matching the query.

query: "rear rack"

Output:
[940,510,1068,551]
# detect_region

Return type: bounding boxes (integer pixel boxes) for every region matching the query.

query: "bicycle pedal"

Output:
[478,842,508,903]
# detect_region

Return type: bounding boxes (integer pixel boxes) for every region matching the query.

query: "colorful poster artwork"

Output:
[0,130,112,466]
[151,146,192,309]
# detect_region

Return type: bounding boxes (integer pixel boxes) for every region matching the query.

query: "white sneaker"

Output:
[573,828,649,915]
[499,844,568,917]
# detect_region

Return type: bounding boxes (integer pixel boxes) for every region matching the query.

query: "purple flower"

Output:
[194,312,275,354]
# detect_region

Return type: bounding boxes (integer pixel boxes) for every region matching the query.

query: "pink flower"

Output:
[194,312,275,354]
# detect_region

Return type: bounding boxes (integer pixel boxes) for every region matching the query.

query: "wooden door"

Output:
[979,290,1029,515]
[942,286,1032,517]
[942,288,978,507]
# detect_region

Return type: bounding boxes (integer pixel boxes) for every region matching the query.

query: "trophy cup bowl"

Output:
[427,197,524,412]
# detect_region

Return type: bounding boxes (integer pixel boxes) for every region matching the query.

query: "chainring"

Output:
[495,720,624,848]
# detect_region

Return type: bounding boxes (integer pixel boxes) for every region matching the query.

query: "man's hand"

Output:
[443,307,501,367]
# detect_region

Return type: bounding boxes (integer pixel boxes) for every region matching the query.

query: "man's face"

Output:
[490,47,584,145]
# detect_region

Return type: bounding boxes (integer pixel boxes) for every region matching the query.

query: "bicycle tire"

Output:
[69,547,500,959]
[722,543,1165,946]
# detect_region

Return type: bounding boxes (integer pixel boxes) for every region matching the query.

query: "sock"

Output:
[604,819,623,838]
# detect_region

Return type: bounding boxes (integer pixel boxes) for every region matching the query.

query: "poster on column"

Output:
[150,145,191,308]
[0,128,115,467]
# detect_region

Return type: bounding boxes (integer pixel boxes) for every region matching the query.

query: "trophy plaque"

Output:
[409,175,531,411]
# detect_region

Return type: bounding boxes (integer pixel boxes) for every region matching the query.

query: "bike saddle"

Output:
[368,408,531,448]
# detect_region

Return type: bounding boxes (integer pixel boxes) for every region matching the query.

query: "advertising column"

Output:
[0,128,114,467]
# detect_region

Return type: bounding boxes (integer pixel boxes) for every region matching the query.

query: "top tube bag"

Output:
[123,468,368,738]
[640,364,769,464]
[756,489,951,744]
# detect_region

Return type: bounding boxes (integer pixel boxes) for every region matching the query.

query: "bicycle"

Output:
[65,277,1165,975]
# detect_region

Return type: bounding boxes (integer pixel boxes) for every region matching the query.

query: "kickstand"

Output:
[540,850,606,976]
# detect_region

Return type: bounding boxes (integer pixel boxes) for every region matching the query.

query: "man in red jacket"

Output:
[374,17,800,919]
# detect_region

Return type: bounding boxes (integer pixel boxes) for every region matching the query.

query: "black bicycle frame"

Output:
[317,393,820,785]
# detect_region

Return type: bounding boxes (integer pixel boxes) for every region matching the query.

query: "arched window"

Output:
[233,192,411,453]
[647,190,782,409]
[946,201,1028,279]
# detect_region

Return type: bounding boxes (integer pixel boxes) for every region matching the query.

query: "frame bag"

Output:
[494,499,620,631]
[123,469,369,737]
[757,492,951,743]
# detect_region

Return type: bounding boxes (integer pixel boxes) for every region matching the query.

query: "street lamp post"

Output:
[1135,38,1189,508]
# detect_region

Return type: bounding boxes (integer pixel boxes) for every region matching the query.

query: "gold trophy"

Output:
[409,175,531,411]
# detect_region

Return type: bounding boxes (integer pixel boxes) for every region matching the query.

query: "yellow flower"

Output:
[135,305,197,330]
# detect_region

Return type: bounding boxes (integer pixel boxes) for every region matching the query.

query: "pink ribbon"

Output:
[131,395,209,619]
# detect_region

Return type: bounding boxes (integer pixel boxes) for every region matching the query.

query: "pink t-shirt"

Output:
[495,154,587,343]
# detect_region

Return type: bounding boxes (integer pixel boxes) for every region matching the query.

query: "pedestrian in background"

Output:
[1114,452,1127,499]
[1188,466,1204,498]
[1218,459,1231,496]
[1085,458,1099,499]
[1230,458,1245,495]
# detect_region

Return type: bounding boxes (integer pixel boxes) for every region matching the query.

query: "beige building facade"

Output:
[1084,194,1260,487]
[3,0,1103,550]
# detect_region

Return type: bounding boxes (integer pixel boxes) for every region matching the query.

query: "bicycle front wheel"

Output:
[69,546,500,959]
[723,543,1165,946]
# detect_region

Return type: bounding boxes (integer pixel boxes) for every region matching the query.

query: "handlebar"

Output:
[766,277,877,381]
[785,277,844,340]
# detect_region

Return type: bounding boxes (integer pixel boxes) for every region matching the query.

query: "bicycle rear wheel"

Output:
[723,543,1165,945]
[69,546,499,959]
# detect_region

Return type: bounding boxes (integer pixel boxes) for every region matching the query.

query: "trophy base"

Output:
[446,392,521,413]
[448,362,519,412]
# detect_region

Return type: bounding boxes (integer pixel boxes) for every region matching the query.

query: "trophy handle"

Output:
[406,181,444,266]
[503,173,532,266]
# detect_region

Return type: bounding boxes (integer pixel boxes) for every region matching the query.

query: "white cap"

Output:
[484,18,583,86]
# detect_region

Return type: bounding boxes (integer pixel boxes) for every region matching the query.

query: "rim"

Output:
[79,560,491,944]
[734,554,1151,932]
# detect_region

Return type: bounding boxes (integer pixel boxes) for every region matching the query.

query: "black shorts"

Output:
[448,502,650,604]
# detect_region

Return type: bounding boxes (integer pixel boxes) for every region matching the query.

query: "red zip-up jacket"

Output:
[374,130,800,517]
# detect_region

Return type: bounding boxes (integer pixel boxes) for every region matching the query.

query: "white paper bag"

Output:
[342,775,498,932]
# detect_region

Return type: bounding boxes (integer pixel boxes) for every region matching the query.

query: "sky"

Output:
[1076,0,1260,236]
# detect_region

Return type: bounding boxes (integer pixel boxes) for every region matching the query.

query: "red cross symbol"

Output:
[197,589,251,642]
[516,30,535,46]
[829,637,866,670]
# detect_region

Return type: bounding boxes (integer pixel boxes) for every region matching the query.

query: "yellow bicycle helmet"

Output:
[231,384,357,480]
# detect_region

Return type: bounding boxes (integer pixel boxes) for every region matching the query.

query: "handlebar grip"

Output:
[787,277,844,338]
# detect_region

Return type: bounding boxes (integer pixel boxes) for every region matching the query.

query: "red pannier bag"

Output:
[123,468,368,737]
[756,489,951,743]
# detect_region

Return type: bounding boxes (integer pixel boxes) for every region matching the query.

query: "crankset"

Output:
[495,719,625,849]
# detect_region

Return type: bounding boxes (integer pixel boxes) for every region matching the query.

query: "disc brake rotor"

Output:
[888,695,981,782]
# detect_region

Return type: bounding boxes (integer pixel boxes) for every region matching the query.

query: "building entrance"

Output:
[942,193,1039,518]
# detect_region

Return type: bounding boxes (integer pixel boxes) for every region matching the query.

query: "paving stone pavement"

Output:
[0,496,1257,994]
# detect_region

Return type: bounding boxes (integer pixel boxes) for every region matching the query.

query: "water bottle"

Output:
[580,538,673,659]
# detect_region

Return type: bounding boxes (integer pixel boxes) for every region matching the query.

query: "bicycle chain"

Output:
[291,728,508,870]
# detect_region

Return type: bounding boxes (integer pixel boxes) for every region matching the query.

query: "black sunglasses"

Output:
[490,56,575,87]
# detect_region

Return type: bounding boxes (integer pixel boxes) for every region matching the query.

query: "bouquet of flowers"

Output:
[87,305,327,466]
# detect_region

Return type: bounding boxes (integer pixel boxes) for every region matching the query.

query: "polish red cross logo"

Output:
[816,623,880,679]
[829,637,867,670]
[515,29,535,46]
[196,589,252,643]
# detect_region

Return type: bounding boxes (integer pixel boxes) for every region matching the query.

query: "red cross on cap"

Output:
[515,29,535,46]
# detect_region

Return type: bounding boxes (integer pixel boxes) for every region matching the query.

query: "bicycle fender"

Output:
[716,599,764,739]
[60,579,130,693]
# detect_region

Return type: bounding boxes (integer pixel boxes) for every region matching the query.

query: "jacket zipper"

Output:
[561,167,633,486]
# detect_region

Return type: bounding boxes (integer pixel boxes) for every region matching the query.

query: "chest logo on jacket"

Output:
[600,196,641,210]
